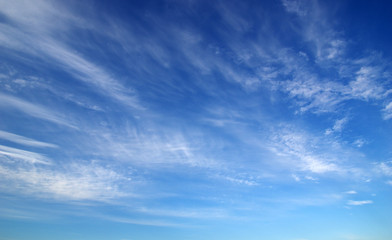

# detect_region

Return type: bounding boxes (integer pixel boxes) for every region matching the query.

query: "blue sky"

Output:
[1,0,392,239]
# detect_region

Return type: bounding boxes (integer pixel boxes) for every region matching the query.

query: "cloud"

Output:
[135,207,228,219]
[220,175,258,186]
[352,139,366,148]
[40,40,141,109]
[304,176,318,181]
[0,161,129,201]
[383,102,392,120]
[376,162,392,176]
[281,0,309,16]
[348,66,385,101]
[345,190,357,195]
[0,145,51,164]
[89,126,218,169]
[275,1,392,118]
[281,0,346,62]
[0,0,391,227]
[102,216,184,227]
[292,174,301,182]
[280,54,391,115]
[0,130,57,148]
[282,74,347,113]
[325,117,349,135]
[0,93,76,128]
[347,200,373,206]
[0,0,141,109]
[0,207,41,220]
[269,128,341,174]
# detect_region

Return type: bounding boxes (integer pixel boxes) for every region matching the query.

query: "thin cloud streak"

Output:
[0,161,130,201]
[0,93,76,128]
[347,200,373,206]
[0,130,57,148]
[0,0,142,109]
[0,145,51,164]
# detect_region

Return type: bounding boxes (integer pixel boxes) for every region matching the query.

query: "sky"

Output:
[1,0,392,239]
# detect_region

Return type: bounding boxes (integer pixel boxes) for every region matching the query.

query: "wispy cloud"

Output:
[383,102,392,120]
[0,130,57,148]
[1,0,391,233]
[0,161,130,201]
[348,66,386,101]
[352,138,366,148]
[0,93,76,128]
[375,162,392,176]
[292,174,301,182]
[345,190,357,195]
[0,145,51,164]
[135,207,228,219]
[281,0,309,16]
[347,200,373,206]
[40,40,141,109]
[269,128,340,174]
[219,175,259,186]
[102,216,184,227]
[325,117,349,135]
[88,126,218,169]
[0,0,141,109]
[276,0,392,118]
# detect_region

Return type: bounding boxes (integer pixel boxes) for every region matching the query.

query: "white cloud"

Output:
[40,40,141,109]
[383,102,392,120]
[269,128,341,174]
[301,155,338,173]
[304,176,317,181]
[352,139,366,148]
[221,176,258,186]
[276,1,392,118]
[376,162,392,176]
[282,0,346,62]
[217,1,252,32]
[280,60,391,115]
[345,190,357,195]
[135,207,227,219]
[347,200,373,206]
[0,0,141,109]
[0,207,41,220]
[332,117,349,132]
[281,0,309,16]
[0,93,76,128]
[325,117,349,135]
[102,216,183,227]
[0,145,51,164]
[0,130,57,148]
[292,174,301,182]
[348,67,385,101]
[283,76,346,113]
[0,161,129,201]
[90,126,218,169]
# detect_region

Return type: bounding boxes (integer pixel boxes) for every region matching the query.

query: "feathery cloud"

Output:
[347,200,373,206]
[0,130,57,148]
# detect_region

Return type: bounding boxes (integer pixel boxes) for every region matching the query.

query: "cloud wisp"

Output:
[0,130,57,148]
[0,93,76,128]
[347,200,373,206]
[0,161,130,202]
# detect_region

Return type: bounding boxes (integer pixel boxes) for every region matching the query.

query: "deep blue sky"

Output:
[1,0,392,239]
